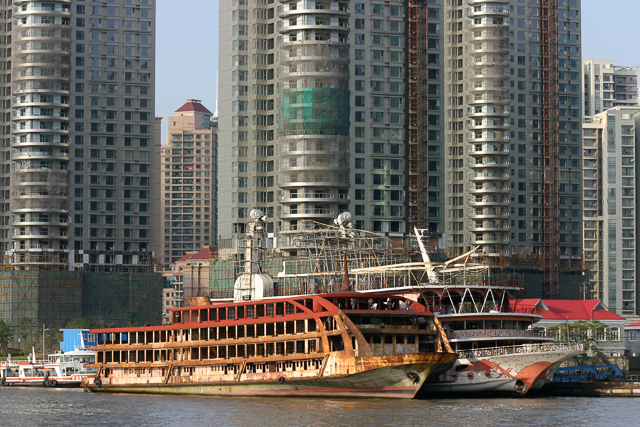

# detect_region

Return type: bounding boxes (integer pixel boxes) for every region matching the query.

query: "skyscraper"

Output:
[161,99,217,267]
[443,0,583,296]
[3,0,156,268]
[219,0,441,252]
[582,107,640,314]
[0,0,161,328]
[218,0,584,294]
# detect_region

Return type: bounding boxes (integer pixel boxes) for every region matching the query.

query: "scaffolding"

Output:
[541,0,560,298]
[408,0,430,234]
[207,212,588,302]
[0,252,164,330]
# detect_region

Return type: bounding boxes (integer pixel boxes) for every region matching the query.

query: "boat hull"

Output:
[420,346,582,397]
[85,353,457,399]
[1,374,95,388]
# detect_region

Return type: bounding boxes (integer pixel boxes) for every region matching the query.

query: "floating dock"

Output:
[533,381,640,397]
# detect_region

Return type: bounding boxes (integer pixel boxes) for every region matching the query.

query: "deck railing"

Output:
[450,328,554,340]
[458,342,583,359]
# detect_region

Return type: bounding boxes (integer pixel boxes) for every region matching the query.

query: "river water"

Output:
[0,387,637,427]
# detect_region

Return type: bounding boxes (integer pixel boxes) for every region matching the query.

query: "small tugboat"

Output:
[1,342,97,387]
[82,210,458,398]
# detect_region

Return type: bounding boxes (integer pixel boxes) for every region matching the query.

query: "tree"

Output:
[551,319,608,363]
[0,320,13,352]
[35,328,63,358]
[15,317,35,355]
[66,318,97,329]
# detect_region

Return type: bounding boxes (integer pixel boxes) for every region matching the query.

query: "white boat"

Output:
[417,285,583,396]
[335,227,583,396]
[1,345,97,387]
[409,236,583,396]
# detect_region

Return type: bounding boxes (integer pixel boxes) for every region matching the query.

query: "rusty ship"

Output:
[82,210,457,398]
[269,220,583,397]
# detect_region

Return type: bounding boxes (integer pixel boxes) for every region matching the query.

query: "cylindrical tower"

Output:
[466,1,510,256]
[10,0,71,268]
[277,0,350,248]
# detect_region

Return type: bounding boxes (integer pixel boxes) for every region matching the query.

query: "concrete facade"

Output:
[582,59,638,117]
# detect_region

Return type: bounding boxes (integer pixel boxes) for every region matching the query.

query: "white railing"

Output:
[450,328,553,340]
[458,342,583,359]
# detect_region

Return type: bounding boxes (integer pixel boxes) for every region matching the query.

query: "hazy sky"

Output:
[156,0,219,140]
[154,0,639,142]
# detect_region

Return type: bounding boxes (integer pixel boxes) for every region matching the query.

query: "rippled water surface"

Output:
[1,387,638,427]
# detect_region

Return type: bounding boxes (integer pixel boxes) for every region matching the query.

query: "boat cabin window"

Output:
[467,321,481,330]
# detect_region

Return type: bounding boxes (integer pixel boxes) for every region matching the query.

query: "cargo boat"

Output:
[82,210,457,398]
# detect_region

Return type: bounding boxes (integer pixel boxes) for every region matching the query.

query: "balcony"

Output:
[469,198,509,207]
[471,210,510,220]
[470,186,510,194]
[470,235,510,244]
[281,208,339,217]
[278,4,349,19]
[281,192,349,203]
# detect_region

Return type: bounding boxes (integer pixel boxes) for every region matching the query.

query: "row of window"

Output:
[76,18,152,32]
[73,162,150,173]
[75,228,150,238]
[74,214,149,226]
[79,31,152,44]
[73,201,150,212]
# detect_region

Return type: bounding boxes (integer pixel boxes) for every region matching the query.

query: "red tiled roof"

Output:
[175,101,212,114]
[627,321,640,328]
[511,299,624,321]
[175,247,217,263]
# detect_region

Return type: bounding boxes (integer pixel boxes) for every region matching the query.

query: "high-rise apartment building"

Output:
[443,0,583,275]
[582,107,640,315]
[582,59,638,117]
[161,99,217,267]
[219,1,583,291]
[1,0,156,268]
[0,0,161,328]
[219,0,444,252]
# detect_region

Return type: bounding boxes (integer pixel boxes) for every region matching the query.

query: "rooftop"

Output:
[175,247,218,264]
[175,99,213,115]
[511,299,624,321]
